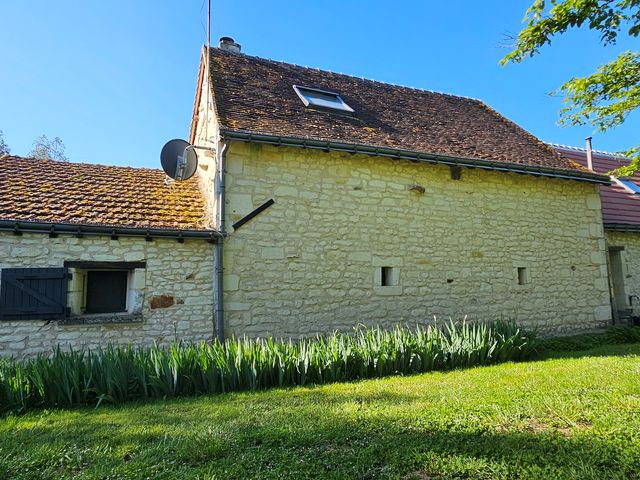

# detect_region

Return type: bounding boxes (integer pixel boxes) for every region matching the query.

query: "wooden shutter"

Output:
[0,268,69,321]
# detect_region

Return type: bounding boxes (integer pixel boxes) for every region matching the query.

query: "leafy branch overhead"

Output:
[557,51,640,131]
[502,0,640,171]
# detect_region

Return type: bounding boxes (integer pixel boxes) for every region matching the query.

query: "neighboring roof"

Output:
[203,47,601,180]
[553,145,640,227]
[0,156,209,231]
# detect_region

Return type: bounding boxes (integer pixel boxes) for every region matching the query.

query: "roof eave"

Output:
[189,47,207,145]
[0,220,221,242]
[220,129,611,185]
[604,223,640,233]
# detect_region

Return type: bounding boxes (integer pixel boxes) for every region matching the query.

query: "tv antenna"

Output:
[159,3,215,181]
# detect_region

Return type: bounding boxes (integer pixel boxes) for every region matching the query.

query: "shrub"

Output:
[0,320,538,413]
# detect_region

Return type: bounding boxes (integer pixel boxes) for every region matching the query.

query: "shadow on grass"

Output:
[3,343,640,477]
[537,326,640,359]
[0,378,640,479]
[539,341,640,360]
[137,426,635,478]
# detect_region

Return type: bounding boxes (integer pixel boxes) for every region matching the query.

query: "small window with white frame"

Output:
[293,85,354,113]
[65,261,146,317]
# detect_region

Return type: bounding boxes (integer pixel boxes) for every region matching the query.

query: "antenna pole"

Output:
[204,0,212,141]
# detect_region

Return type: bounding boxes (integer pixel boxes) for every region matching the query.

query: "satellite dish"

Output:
[160,139,198,181]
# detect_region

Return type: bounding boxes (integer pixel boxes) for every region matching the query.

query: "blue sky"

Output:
[1,0,637,168]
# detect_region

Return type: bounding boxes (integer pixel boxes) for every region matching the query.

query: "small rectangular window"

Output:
[65,261,145,317]
[517,267,528,285]
[85,270,128,314]
[293,85,354,113]
[380,267,398,287]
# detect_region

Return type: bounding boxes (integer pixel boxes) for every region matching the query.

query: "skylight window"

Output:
[293,85,354,113]
[615,177,640,194]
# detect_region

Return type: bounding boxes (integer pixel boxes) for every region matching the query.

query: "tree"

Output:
[0,130,9,156]
[29,135,68,162]
[501,0,640,174]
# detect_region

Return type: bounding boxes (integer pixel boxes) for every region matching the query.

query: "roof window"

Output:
[615,177,640,194]
[293,85,354,113]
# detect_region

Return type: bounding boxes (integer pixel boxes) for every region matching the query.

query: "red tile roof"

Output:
[0,156,209,230]
[206,47,589,173]
[554,146,640,227]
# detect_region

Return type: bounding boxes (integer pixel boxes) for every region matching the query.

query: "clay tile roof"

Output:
[553,145,640,227]
[208,47,581,172]
[0,156,209,230]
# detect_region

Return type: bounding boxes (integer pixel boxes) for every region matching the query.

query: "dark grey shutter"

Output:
[0,268,69,321]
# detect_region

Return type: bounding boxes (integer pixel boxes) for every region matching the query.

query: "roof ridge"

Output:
[3,155,165,172]
[548,142,630,159]
[209,47,483,103]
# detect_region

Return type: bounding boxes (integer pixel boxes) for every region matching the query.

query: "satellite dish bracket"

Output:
[178,145,216,179]
[184,145,216,153]
[161,139,213,181]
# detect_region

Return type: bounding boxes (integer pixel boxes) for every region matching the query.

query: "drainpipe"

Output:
[586,136,615,324]
[215,141,229,342]
[585,136,594,171]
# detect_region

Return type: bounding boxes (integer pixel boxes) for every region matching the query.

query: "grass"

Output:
[1,342,639,479]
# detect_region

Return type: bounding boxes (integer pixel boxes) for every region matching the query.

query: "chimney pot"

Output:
[585,136,594,172]
[219,37,241,53]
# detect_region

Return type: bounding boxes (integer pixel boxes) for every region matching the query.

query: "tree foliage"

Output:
[502,0,640,172]
[0,130,9,156]
[29,134,68,162]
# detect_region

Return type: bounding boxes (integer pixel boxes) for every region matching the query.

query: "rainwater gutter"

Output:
[604,224,640,233]
[0,220,220,241]
[221,129,610,185]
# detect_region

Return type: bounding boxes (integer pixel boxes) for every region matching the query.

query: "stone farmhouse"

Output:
[0,158,218,356]
[554,144,640,324]
[0,38,617,357]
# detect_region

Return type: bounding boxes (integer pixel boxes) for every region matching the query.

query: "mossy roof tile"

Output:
[0,156,209,230]
[208,47,582,172]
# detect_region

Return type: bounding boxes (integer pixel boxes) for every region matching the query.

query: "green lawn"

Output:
[1,343,639,480]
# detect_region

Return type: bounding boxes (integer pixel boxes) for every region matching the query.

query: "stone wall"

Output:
[193,72,221,228]
[0,234,214,357]
[221,141,612,337]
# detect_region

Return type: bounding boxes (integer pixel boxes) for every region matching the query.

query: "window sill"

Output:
[61,313,143,326]
[374,286,403,296]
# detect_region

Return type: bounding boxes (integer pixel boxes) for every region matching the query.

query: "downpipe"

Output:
[215,141,229,342]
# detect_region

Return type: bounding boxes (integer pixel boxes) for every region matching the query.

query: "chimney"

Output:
[585,136,594,171]
[219,37,241,53]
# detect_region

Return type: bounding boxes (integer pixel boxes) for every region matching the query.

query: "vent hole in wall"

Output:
[517,267,528,285]
[380,267,398,287]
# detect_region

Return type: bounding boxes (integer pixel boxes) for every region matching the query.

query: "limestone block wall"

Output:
[193,73,221,227]
[222,141,612,337]
[605,230,640,312]
[0,234,214,357]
